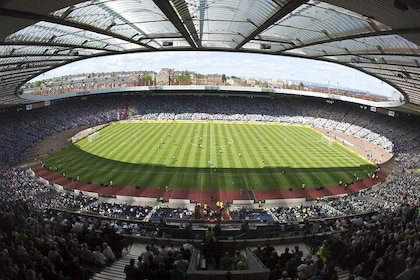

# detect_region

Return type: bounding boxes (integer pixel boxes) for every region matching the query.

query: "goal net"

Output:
[320,134,333,146]
[87,132,100,143]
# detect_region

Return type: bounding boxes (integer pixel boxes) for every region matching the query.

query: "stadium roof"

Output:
[1,0,420,114]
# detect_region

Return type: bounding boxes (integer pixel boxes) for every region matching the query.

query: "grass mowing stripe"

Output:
[183,124,199,190]
[220,124,241,190]
[216,124,234,191]
[247,125,269,190]
[230,124,249,189]
[94,123,128,156]
[246,125,268,190]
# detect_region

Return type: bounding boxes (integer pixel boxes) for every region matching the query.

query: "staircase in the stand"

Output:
[336,267,352,280]
[92,253,137,280]
[335,267,367,280]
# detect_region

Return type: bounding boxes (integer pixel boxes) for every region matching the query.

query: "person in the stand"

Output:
[182,240,194,252]
[124,258,140,280]
[221,252,234,270]
[170,263,184,280]
[280,247,293,265]
[92,245,106,267]
[80,243,94,264]
[153,261,170,280]
[174,253,189,273]
[102,242,116,265]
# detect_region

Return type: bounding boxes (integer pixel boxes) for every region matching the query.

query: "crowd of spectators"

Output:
[0,96,126,163]
[0,95,419,223]
[124,241,196,280]
[0,94,419,279]
[0,169,418,279]
[267,170,419,227]
[249,202,420,280]
[148,206,194,223]
[2,163,417,229]
[311,204,419,280]
[0,168,53,209]
[2,95,419,165]
[83,202,152,221]
[368,173,420,210]
[396,152,420,171]
[229,207,274,223]
[0,173,126,280]
[271,204,343,223]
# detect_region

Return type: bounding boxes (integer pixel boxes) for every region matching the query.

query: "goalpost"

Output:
[320,134,333,147]
[87,132,100,143]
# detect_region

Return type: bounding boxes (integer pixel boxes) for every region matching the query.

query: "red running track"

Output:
[30,158,394,207]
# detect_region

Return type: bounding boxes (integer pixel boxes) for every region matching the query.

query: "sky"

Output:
[33,51,398,97]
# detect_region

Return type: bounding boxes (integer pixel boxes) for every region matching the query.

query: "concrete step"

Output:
[91,254,137,280]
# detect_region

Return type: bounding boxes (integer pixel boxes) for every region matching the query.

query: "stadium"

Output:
[0,1,419,280]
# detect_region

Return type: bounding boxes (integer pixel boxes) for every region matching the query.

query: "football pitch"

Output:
[44,121,376,191]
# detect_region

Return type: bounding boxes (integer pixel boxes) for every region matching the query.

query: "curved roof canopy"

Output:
[1,0,420,114]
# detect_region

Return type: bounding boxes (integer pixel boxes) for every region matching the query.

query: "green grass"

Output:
[44,121,376,191]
